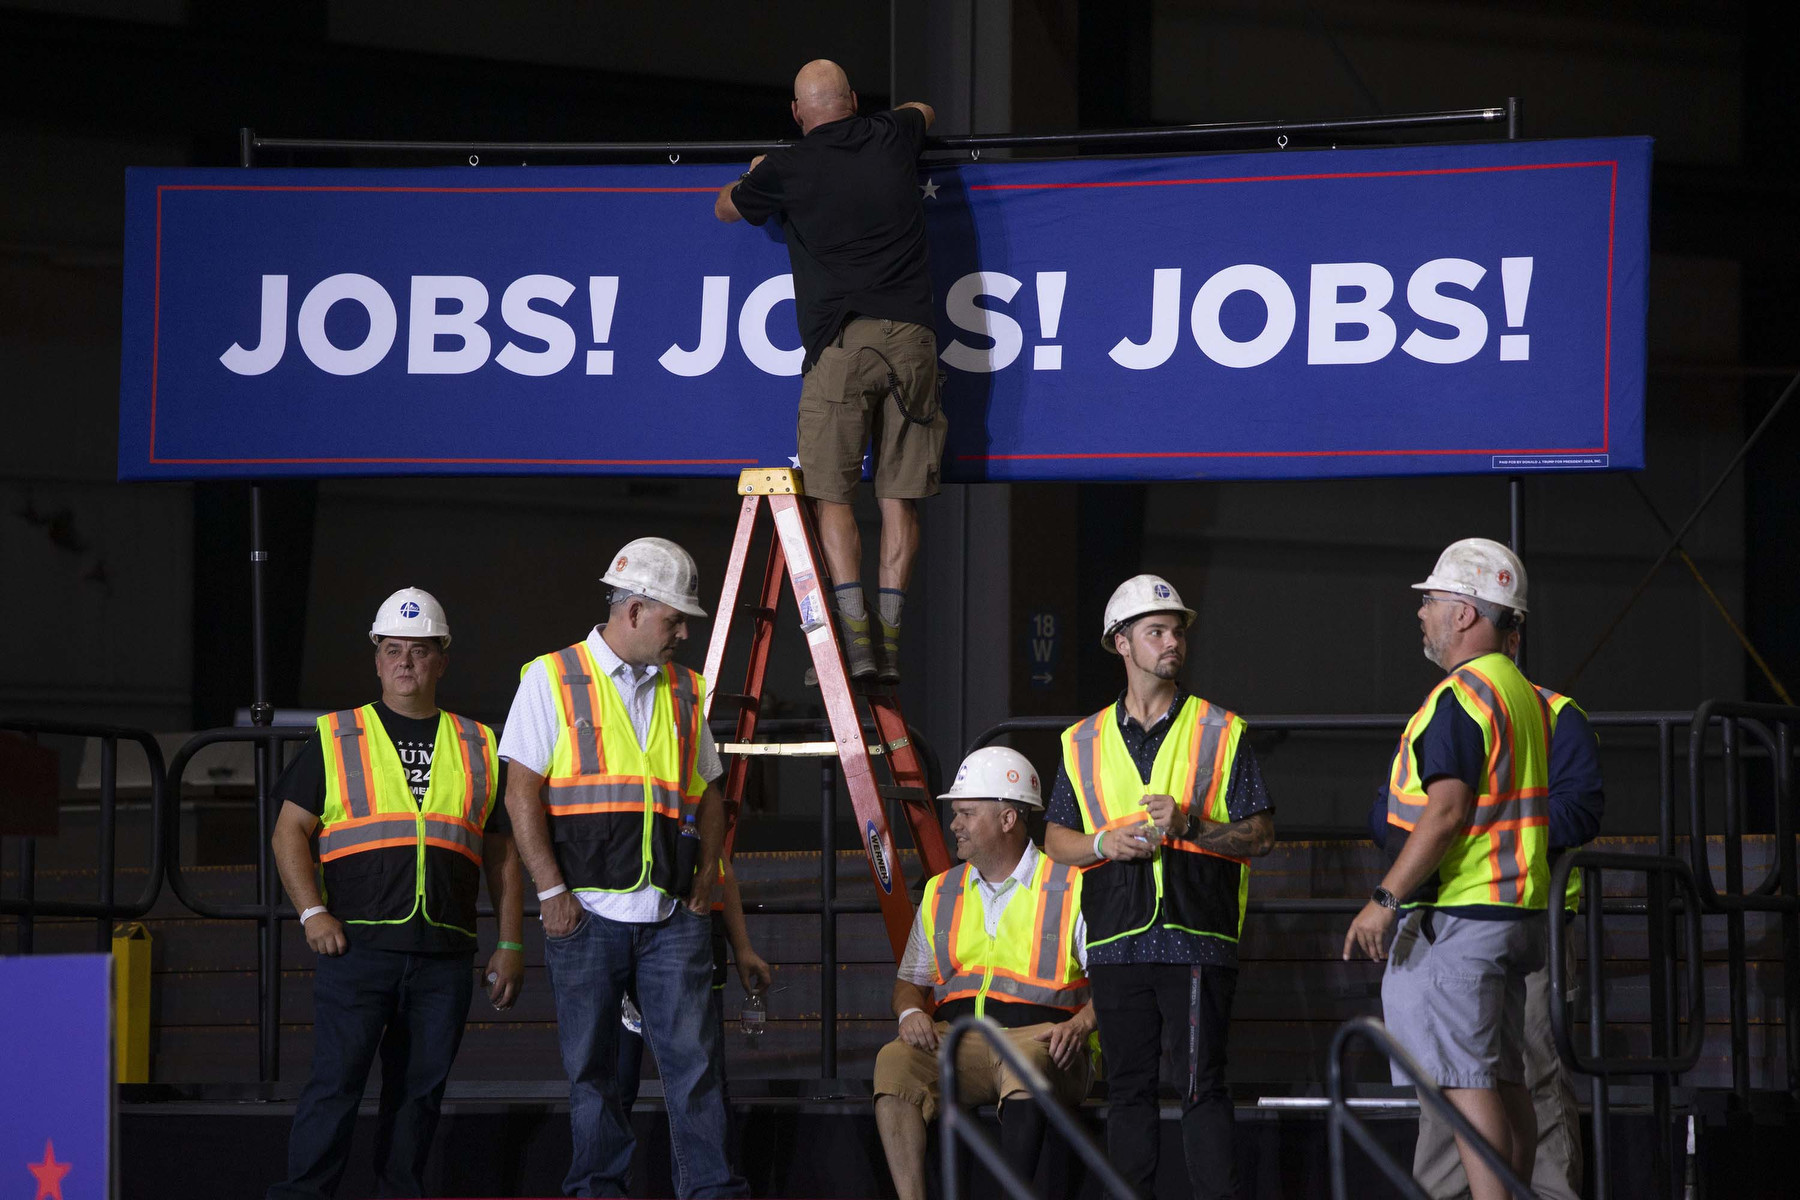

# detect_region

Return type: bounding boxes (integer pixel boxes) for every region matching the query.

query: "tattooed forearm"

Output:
[1193,810,1275,858]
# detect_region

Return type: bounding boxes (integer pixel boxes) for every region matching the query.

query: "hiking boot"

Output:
[836,609,878,680]
[876,617,902,685]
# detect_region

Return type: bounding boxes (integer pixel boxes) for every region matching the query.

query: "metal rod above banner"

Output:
[247,105,1508,159]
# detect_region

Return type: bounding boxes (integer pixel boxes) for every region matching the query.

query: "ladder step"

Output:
[738,604,778,619]
[879,785,932,802]
[720,741,839,758]
[712,693,759,709]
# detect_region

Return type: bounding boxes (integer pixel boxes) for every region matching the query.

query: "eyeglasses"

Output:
[1418,594,1471,609]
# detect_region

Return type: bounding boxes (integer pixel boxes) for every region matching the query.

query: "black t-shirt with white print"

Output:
[273,701,509,954]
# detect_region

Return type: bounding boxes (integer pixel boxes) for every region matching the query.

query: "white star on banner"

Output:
[788,455,802,468]
[920,179,940,199]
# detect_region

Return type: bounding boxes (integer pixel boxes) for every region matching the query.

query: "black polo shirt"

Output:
[730,108,936,372]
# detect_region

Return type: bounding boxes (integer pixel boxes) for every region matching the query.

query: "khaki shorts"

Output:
[796,317,947,504]
[872,1020,1091,1122]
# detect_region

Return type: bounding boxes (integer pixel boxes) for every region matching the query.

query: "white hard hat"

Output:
[938,746,1043,809]
[1413,537,1529,614]
[1101,574,1196,653]
[601,537,709,618]
[369,587,452,647]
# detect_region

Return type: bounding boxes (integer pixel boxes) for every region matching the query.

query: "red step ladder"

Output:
[700,468,952,962]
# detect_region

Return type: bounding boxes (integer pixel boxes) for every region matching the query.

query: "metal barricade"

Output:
[1685,700,1800,1104]
[1549,850,1705,1200]
[938,1015,1136,1200]
[1328,1016,1536,1200]
[0,719,168,952]
[164,725,313,1082]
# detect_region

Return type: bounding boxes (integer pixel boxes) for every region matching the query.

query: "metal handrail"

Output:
[938,1015,1136,1200]
[0,719,168,949]
[1549,850,1706,1200]
[1328,1016,1536,1200]
[247,105,1509,162]
[164,727,312,920]
[1683,699,1800,1106]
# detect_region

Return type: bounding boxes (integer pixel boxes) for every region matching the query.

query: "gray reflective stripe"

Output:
[1458,671,1514,799]
[556,647,602,777]
[423,814,483,858]
[319,814,416,855]
[983,977,1091,1009]
[1491,829,1521,903]
[1069,713,1106,831]
[450,714,490,821]
[930,864,970,983]
[1032,862,1075,980]
[668,667,700,818]
[330,709,373,820]
[1190,710,1226,817]
[543,781,650,810]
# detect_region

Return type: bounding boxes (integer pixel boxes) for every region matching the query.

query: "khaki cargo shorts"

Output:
[872,1020,1091,1122]
[796,317,948,504]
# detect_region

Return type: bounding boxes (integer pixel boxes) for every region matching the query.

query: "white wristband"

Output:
[897,1007,925,1025]
[536,884,569,902]
[299,906,328,925]
[1092,831,1107,862]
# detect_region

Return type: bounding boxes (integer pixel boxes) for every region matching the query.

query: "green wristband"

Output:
[497,940,524,952]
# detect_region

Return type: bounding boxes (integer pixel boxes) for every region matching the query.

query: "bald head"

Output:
[792,59,856,133]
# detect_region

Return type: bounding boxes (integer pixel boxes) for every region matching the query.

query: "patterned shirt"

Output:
[1044,685,1273,969]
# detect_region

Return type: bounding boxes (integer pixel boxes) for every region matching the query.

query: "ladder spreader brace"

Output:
[701,468,953,962]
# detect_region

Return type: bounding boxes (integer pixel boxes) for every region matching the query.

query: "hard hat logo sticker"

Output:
[399,601,420,619]
[1006,769,1020,783]
[616,556,629,571]
[1153,583,1171,599]
[1497,569,1512,586]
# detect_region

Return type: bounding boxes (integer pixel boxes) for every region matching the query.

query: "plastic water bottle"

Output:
[741,990,766,1041]
[621,994,644,1036]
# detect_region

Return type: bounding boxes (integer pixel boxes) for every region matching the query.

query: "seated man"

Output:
[874,747,1095,1200]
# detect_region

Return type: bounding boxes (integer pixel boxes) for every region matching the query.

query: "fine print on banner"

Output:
[118,136,1650,482]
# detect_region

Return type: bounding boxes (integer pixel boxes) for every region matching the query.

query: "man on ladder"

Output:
[716,57,945,684]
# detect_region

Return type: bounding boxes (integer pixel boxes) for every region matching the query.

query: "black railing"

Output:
[0,719,168,952]
[1549,851,1705,1200]
[1328,1016,1537,1200]
[1685,700,1800,1104]
[938,1015,1136,1200]
[164,726,314,1081]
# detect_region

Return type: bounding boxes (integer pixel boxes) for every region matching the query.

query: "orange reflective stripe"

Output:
[1163,838,1249,867]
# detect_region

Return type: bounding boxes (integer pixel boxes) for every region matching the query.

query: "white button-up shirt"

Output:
[499,625,722,924]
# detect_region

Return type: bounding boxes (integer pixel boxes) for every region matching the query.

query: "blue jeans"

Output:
[268,946,473,1199]
[545,905,745,1198]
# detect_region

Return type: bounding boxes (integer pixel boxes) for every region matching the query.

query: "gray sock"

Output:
[878,588,905,628]
[832,583,867,621]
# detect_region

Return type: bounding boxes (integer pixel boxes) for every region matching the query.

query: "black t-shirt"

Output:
[274,703,510,953]
[730,108,936,372]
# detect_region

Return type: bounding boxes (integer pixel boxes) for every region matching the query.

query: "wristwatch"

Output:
[1371,886,1400,911]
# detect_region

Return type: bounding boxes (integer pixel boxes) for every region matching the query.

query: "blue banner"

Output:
[0,955,112,1199]
[118,136,1649,481]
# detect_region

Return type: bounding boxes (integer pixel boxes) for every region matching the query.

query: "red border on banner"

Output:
[144,161,1619,469]
[959,158,1618,463]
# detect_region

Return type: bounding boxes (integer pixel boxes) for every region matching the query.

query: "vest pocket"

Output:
[1081,860,1156,943]
[322,846,416,922]
[1161,852,1241,938]
[550,816,644,890]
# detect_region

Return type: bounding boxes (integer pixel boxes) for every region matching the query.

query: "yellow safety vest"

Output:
[919,854,1088,1026]
[317,705,498,936]
[1386,652,1552,910]
[1060,696,1249,948]
[1537,684,1588,912]
[528,641,706,896]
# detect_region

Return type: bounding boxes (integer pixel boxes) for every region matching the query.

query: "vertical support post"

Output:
[1776,721,1800,1093]
[1656,718,1680,1196]
[819,758,839,1081]
[1505,97,1526,673]
[1585,862,1610,1200]
[1721,719,1749,1104]
[98,737,117,952]
[241,127,282,1081]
